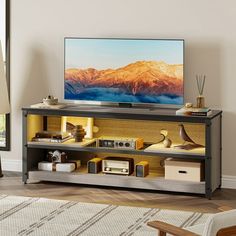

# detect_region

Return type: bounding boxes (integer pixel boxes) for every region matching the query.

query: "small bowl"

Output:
[43,97,58,105]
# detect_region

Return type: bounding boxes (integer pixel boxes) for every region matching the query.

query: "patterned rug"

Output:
[0,195,211,236]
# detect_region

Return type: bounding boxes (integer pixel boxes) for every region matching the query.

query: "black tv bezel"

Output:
[63,37,185,109]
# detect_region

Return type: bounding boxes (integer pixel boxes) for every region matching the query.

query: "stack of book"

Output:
[176,107,212,116]
[32,131,72,143]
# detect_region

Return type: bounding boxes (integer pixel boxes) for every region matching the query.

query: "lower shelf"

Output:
[28,170,205,195]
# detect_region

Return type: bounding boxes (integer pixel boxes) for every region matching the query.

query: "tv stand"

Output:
[22,105,222,199]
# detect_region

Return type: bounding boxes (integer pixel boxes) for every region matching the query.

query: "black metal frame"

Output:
[205,120,212,199]
[22,106,222,199]
[0,0,10,151]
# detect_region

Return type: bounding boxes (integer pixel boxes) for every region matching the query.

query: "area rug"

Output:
[0,195,211,236]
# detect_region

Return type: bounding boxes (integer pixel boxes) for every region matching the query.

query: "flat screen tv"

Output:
[64,38,184,107]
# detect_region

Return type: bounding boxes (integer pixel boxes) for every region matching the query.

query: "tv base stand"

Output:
[118,103,132,108]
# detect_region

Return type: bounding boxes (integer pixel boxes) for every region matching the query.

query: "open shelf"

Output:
[28,169,205,194]
[27,140,206,160]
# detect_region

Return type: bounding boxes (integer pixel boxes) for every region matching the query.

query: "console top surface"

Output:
[23,104,222,123]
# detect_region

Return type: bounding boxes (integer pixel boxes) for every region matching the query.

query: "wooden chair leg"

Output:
[159,231,166,236]
[217,226,236,236]
[148,221,199,236]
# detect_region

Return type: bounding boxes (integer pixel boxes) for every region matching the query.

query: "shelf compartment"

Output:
[27,141,206,160]
[28,170,205,194]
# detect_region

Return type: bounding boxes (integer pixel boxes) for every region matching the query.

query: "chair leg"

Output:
[159,231,166,236]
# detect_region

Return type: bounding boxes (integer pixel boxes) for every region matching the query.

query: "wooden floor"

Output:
[1,171,236,214]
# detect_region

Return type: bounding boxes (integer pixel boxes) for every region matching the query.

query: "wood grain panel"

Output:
[47,116,61,131]
[27,115,43,141]
[94,118,205,146]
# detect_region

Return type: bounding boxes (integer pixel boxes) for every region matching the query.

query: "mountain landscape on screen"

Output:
[65,60,183,104]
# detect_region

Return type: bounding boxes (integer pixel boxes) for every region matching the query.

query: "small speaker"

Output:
[136,161,149,177]
[88,158,102,174]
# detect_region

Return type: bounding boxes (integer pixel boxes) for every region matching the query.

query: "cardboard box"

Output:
[165,158,204,182]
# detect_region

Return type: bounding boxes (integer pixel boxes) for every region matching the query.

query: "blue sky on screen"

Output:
[65,38,184,70]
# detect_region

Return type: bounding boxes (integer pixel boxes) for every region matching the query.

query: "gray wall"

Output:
[1,0,236,177]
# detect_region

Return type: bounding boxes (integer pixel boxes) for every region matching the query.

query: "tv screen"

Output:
[64,38,184,106]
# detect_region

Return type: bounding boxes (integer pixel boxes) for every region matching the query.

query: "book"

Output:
[32,136,73,143]
[32,134,73,143]
[176,107,212,116]
[29,138,96,147]
[35,131,70,139]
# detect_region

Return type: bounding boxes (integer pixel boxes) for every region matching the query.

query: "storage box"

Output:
[38,162,54,171]
[164,158,204,182]
[56,163,75,172]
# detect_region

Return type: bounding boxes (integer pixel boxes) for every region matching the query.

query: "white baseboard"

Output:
[1,159,236,189]
[222,175,236,189]
[1,159,22,172]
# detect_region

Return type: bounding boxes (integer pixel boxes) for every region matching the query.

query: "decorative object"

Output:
[102,156,134,175]
[63,118,98,139]
[159,129,172,148]
[163,138,172,148]
[175,124,204,150]
[196,74,206,108]
[0,195,211,236]
[135,161,149,177]
[97,136,143,150]
[185,102,193,108]
[42,95,58,105]
[66,121,75,131]
[67,122,87,142]
[47,150,67,163]
[73,125,86,142]
[87,157,102,174]
[85,117,94,139]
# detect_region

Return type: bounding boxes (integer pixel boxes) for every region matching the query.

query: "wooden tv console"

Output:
[22,105,222,199]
